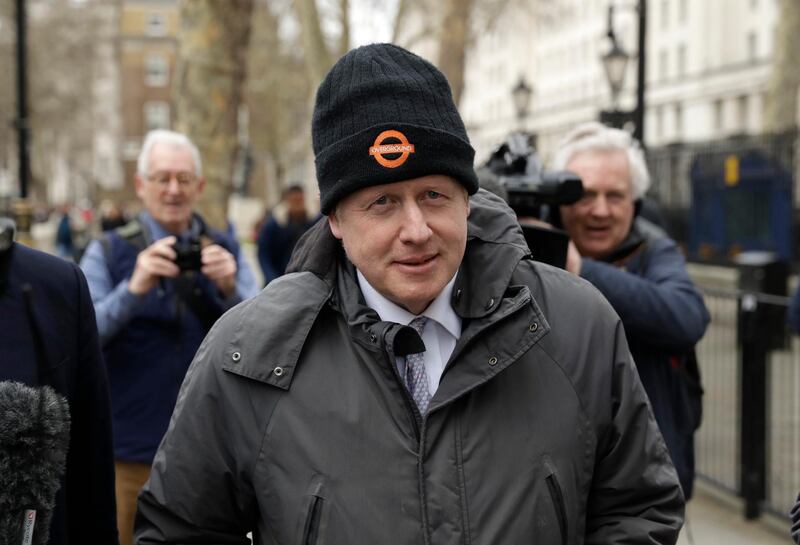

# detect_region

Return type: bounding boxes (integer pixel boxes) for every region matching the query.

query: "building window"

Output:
[713,99,724,131]
[145,55,169,87]
[656,105,664,139]
[144,101,171,132]
[675,103,683,138]
[146,13,166,36]
[677,44,687,76]
[678,0,688,22]
[661,0,669,29]
[659,49,669,80]
[738,95,749,131]
[747,32,758,61]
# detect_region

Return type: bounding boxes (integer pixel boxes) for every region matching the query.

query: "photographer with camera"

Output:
[79,129,258,545]
[550,122,709,500]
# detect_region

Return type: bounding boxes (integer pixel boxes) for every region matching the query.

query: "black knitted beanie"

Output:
[312,43,479,214]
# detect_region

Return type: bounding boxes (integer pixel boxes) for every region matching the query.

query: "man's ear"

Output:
[134,174,145,199]
[328,211,342,240]
[196,176,207,195]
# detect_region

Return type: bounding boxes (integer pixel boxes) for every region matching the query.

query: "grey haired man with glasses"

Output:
[79,129,258,545]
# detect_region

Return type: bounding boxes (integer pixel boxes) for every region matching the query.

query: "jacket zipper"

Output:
[301,494,323,545]
[545,473,568,545]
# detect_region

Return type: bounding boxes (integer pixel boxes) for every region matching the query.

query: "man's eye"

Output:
[373,196,388,206]
[426,191,441,199]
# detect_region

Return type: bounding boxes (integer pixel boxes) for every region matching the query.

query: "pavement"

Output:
[679,482,792,544]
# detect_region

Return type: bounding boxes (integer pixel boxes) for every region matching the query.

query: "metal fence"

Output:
[646,130,799,255]
[694,284,800,519]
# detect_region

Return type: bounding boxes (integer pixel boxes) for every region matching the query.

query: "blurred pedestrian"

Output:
[79,129,259,545]
[136,44,683,544]
[100,200,127,232]
[256,184,319,285]
[552,121,710,499]
[0,218,118,545]
[792,492,800,544]
[54,204,74,260]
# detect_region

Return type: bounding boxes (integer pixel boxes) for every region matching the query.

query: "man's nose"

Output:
[590,195,610,216]
[399,203,433,244]
[165,177,183,193]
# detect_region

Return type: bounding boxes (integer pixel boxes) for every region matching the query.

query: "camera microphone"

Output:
[0,381,71,545]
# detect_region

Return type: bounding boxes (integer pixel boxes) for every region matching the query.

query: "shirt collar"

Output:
[357,269,461,339]
[139,210,198,242]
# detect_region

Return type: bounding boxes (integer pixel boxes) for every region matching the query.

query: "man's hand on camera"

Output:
[128,236,180,295]
[201,244,237,298]
[566,241,582,276]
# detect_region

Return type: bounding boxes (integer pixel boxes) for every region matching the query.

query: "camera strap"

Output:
[173,275,220,331]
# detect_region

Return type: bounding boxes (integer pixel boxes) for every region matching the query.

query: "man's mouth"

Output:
[395,254,437,270]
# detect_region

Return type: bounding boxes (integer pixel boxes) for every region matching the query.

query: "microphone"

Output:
[0,381,71,545]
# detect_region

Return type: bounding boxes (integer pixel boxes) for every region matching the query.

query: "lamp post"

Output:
[599,0,647,144]
[511,75,533,129]
[13,0,32,242]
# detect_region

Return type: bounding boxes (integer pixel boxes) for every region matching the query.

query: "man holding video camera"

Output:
[551,122,709,500]
[80,129,258,545]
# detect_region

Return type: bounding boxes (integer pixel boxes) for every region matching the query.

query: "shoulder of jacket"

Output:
[205,271,332,382]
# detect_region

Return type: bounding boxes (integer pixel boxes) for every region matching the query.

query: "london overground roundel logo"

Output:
[369,130,415,168]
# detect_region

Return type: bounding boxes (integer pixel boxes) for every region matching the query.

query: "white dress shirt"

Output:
[357,270,462,396]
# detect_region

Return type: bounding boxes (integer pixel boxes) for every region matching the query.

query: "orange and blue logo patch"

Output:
[369,130,415,168]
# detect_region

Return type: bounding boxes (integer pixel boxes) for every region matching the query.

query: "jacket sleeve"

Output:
[256,219,279,286]
[585,318,685,545]
[787,287,800,334]
[134,312,261,544]
[580,239,709,350]
[65,263,119,545]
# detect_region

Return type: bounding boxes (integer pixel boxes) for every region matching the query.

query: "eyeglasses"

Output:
[146,171,197,188]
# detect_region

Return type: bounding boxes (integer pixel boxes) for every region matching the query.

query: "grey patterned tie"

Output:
[405,316,431,415]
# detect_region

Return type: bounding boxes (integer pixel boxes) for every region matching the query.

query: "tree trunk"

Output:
[437,0,474,106]
[295,0,334,85]
[764,0,800,132]
[174,0,253,231]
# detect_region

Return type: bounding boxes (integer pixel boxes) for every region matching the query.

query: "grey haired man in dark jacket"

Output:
[552,122,710,500]
[135,44,684,544]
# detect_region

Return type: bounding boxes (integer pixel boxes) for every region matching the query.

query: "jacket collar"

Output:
[287,189,531,322]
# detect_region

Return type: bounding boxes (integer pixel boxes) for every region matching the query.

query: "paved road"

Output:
[679,483,792,544]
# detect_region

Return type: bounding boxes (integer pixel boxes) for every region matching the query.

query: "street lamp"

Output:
[598,0,647,144]
[511,76,533,122]
[601,38,629,107]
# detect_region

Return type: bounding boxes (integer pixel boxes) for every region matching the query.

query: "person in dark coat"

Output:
[135,44,683,544]
[0,225,118,545]
[552,121,710,499]
[256,184,319,285]
[792,492,800,544]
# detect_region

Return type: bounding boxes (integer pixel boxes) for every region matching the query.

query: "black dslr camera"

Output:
[482,132,583,269]
[173,238,202,272]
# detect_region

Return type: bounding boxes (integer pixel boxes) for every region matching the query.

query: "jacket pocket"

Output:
[544,470,568,545]
[299,475,328,545]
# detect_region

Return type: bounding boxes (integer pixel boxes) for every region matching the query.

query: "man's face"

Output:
[559,149,635,260]
[329,175,470,315]
[285,189,306,218]
[134,142,205,234]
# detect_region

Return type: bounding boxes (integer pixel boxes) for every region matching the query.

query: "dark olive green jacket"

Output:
[135,190,684,545]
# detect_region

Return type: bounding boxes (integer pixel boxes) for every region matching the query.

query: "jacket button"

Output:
[370,333,377,343]
[485,298,494,310]
[231,351,241,362]
[529,323,539,332]
[488,356,498,366]
[273,366,284,376]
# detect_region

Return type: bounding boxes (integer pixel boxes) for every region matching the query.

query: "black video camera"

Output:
[173,238,202,272]
[482,132,583,269]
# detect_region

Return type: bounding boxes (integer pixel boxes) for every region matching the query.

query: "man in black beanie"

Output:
[137,44,683,544]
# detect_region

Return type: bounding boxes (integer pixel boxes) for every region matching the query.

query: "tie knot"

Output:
[409,316,427,336]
